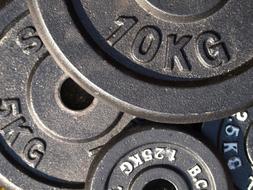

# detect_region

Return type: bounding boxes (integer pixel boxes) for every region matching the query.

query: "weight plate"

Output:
[0,0,11,9]
[0,1,133,189]
[86,126,231,190]
[202,108,253,190]
[27,0,253,123]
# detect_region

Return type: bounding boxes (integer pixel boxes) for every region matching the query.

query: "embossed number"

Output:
[132,26,162,63]
[16,26,43,55]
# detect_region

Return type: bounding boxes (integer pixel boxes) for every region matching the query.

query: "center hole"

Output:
[143,179,177,190]
[60,78,94,111]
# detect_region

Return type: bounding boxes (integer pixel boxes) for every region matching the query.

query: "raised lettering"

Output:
[129,154,143,168]
[188,165,202,178]
[141,149,153,162]
[248,176,253,190]
[16,26,43,55]
[196,180,208,189]
[132,26,162,63]
[224,143,238,153]
[233,112,248,122]
[188,165,209,189]
[164,34,192,71]
[154,147,165,159]
[225,125,240,137]
[23,138,46,168]
[107,17,138,46]
[111,186,123,190]
[0,117,32,146]
[165,148,176,161]
[227,157,242,170]
[197,31,230,68]
[0,99,21,118]
[120,162,133,176]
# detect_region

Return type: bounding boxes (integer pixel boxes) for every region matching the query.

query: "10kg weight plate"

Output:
[28,0,253,123]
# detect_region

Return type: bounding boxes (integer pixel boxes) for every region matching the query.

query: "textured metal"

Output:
[0,1,251,189]
[0,1,133,189]
[27,0,253,123]
[202,108,253,190]
[86,126,232,190]
[0,0,11,8]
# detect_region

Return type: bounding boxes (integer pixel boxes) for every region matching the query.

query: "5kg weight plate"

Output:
[0,1,133,189]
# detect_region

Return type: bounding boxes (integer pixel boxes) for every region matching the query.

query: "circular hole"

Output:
[60,78,94,111]
[143,179,177,190]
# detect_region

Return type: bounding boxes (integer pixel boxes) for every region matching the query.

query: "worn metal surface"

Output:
[27,0,253,123]
[202,108,253,190]
[86,126,231,190]
[0,0,11,8]
[0,1,251,189]
[0,1,133,189]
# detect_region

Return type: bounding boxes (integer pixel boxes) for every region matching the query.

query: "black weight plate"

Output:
[27,0,253,123]
[202,109,253,190]
[0,1,133,189]
[86,126,232,190]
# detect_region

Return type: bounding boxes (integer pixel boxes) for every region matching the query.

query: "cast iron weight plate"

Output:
[0,0,11,9]
[28,0,253,123]
[86,127,231,190]
[0,1,133,189]
[202,108,253,190]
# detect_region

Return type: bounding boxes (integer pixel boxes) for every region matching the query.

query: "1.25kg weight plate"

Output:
[86,126,232,190]
[28,0,253,123]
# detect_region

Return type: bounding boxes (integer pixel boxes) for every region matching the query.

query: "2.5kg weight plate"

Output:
[202,108,253,189]
[28,0,253,123]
